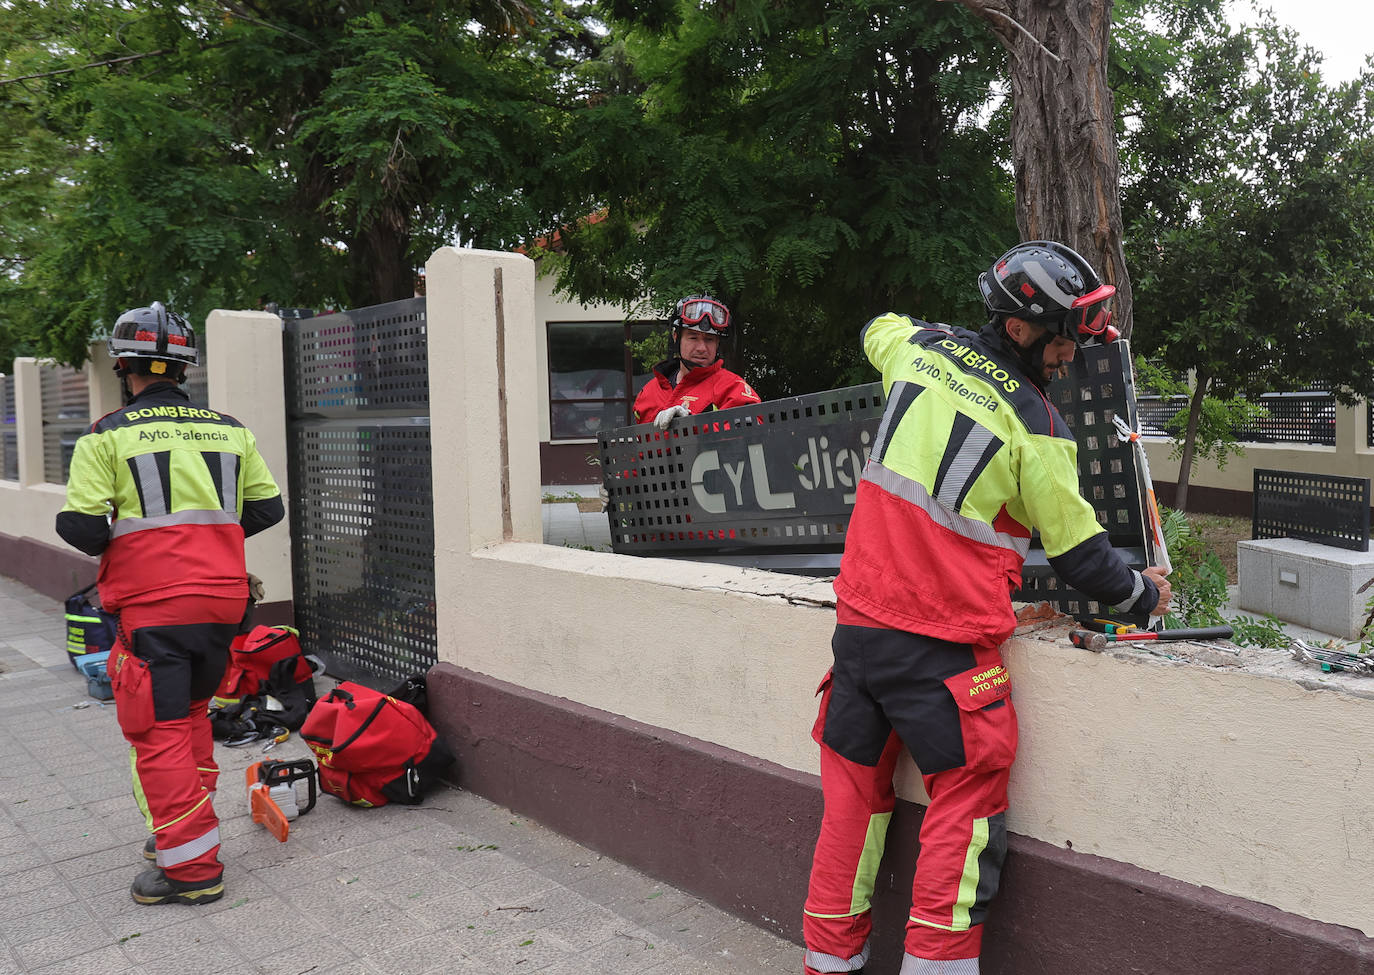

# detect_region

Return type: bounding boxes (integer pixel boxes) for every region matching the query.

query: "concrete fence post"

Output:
[204,310,293,611]
[13,358,44,487]
[85,342,124,422]
[425,247,542,556]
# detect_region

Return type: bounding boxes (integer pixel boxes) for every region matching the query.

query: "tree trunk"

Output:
[350,205,416,306]
[952,0,1135,338]
[1173,372,1210,513]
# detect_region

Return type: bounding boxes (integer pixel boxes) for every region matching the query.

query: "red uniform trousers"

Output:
[110,594,245,884]
[803,623,1016,974]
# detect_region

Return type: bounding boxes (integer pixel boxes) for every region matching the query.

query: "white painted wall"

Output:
[428,245,1374,940]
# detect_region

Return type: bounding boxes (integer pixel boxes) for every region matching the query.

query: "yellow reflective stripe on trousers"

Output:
[801,811,893,920]
[850,811,891,914]
[129,747,154,831]
[130,747,214,833]
[952,816,991,931]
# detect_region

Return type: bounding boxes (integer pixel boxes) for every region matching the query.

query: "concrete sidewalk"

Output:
[0,575,796,975]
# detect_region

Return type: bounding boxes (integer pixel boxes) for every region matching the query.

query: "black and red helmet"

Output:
[978,241,1117,344]
[670,295,733,339]
[107,301,199,369]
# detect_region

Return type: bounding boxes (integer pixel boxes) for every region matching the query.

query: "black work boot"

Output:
[142,835,157,861]
[130,867,224,906]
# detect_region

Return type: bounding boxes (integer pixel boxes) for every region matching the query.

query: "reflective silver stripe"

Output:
[900,954,979,975]
[864,461,1030,558]
[869,380,909,465]
[936,424,997,510]
[110,509,240,539]
[156,826,221,868]
[1111,569,1146,613]
[803,941,871,973]
[218,453,238,515]
[132,453,168,517]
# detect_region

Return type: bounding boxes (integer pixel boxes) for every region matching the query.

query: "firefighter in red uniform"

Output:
[802,242,1172,974]
[56,302,284,906]
[632,295,761,429]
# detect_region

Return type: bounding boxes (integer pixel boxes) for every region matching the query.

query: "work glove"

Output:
[247,572,265,603]
[654,404,691,431]
[597,483,609,513]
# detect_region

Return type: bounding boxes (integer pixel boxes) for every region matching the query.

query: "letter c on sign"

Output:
[690,449,726,514]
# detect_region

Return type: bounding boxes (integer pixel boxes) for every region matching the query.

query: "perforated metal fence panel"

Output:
[1017,341,1155,622]
[1138,388,1336,446]
[1252,469,1370,552]
[0,375,16,481]
[601,342,1160,623]
[40,365,89,484]
[284,298,436,686]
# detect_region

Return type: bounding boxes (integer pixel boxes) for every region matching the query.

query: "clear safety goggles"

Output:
[679,298,731,331]
[1066,283,1115,339]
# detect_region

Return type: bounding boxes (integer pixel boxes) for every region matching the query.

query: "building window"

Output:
[547,320,659,440]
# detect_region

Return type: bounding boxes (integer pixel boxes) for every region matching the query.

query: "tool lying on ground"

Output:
[1070,625,1234,652]
[246,759,317,842]
[1291,639,1374,676]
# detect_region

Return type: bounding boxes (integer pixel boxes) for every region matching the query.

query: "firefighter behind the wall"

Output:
[56,302,285,906]
[632,294,761,430]
[802,242,1173,975]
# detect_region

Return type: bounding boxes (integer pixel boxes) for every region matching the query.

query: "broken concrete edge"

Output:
[424,661,1374,974]
[1015,601,1374,699]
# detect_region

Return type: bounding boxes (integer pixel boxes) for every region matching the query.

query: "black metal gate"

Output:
[283,298,436,685]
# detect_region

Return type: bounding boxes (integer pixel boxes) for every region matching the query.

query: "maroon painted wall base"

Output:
[0,531,99,602]
[426,662,1374,974]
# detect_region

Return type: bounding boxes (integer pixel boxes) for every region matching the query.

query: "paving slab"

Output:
[0,572,796,975]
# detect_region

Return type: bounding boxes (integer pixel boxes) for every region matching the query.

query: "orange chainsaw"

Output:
[246,759,317,842]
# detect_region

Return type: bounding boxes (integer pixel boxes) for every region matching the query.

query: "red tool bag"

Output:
[300,680,454,808]
[211,625,321,735]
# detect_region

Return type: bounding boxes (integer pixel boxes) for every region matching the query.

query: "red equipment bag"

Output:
[211,625,320,735]
[300,680,454,808]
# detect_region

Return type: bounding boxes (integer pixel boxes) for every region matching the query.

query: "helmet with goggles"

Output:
[978,241,1117,344]
[670,295,732,339]
[107,301,199,379]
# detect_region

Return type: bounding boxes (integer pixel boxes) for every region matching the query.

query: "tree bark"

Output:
[1173,371,1210,513]
[951,0,1135,338]
[350,205,415,306]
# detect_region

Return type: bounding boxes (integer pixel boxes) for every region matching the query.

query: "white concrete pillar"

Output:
[204,310,293,607]
[13,359,44,487]
[85,342,124,422]
[425,247,542,556]
[1334,398,1359,458]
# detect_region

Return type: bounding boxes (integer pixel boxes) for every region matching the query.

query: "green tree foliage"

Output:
[544,1,1017,396]
[1117,8,1374,508]
[0,0,596,365]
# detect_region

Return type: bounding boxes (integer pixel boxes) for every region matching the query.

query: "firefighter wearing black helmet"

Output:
[632,295,761,430]
[801,243,1169,975]
[55,302,284,907]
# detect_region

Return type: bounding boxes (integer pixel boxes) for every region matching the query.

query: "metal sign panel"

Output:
[600,385,885,571]
[601,342,1160,622]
